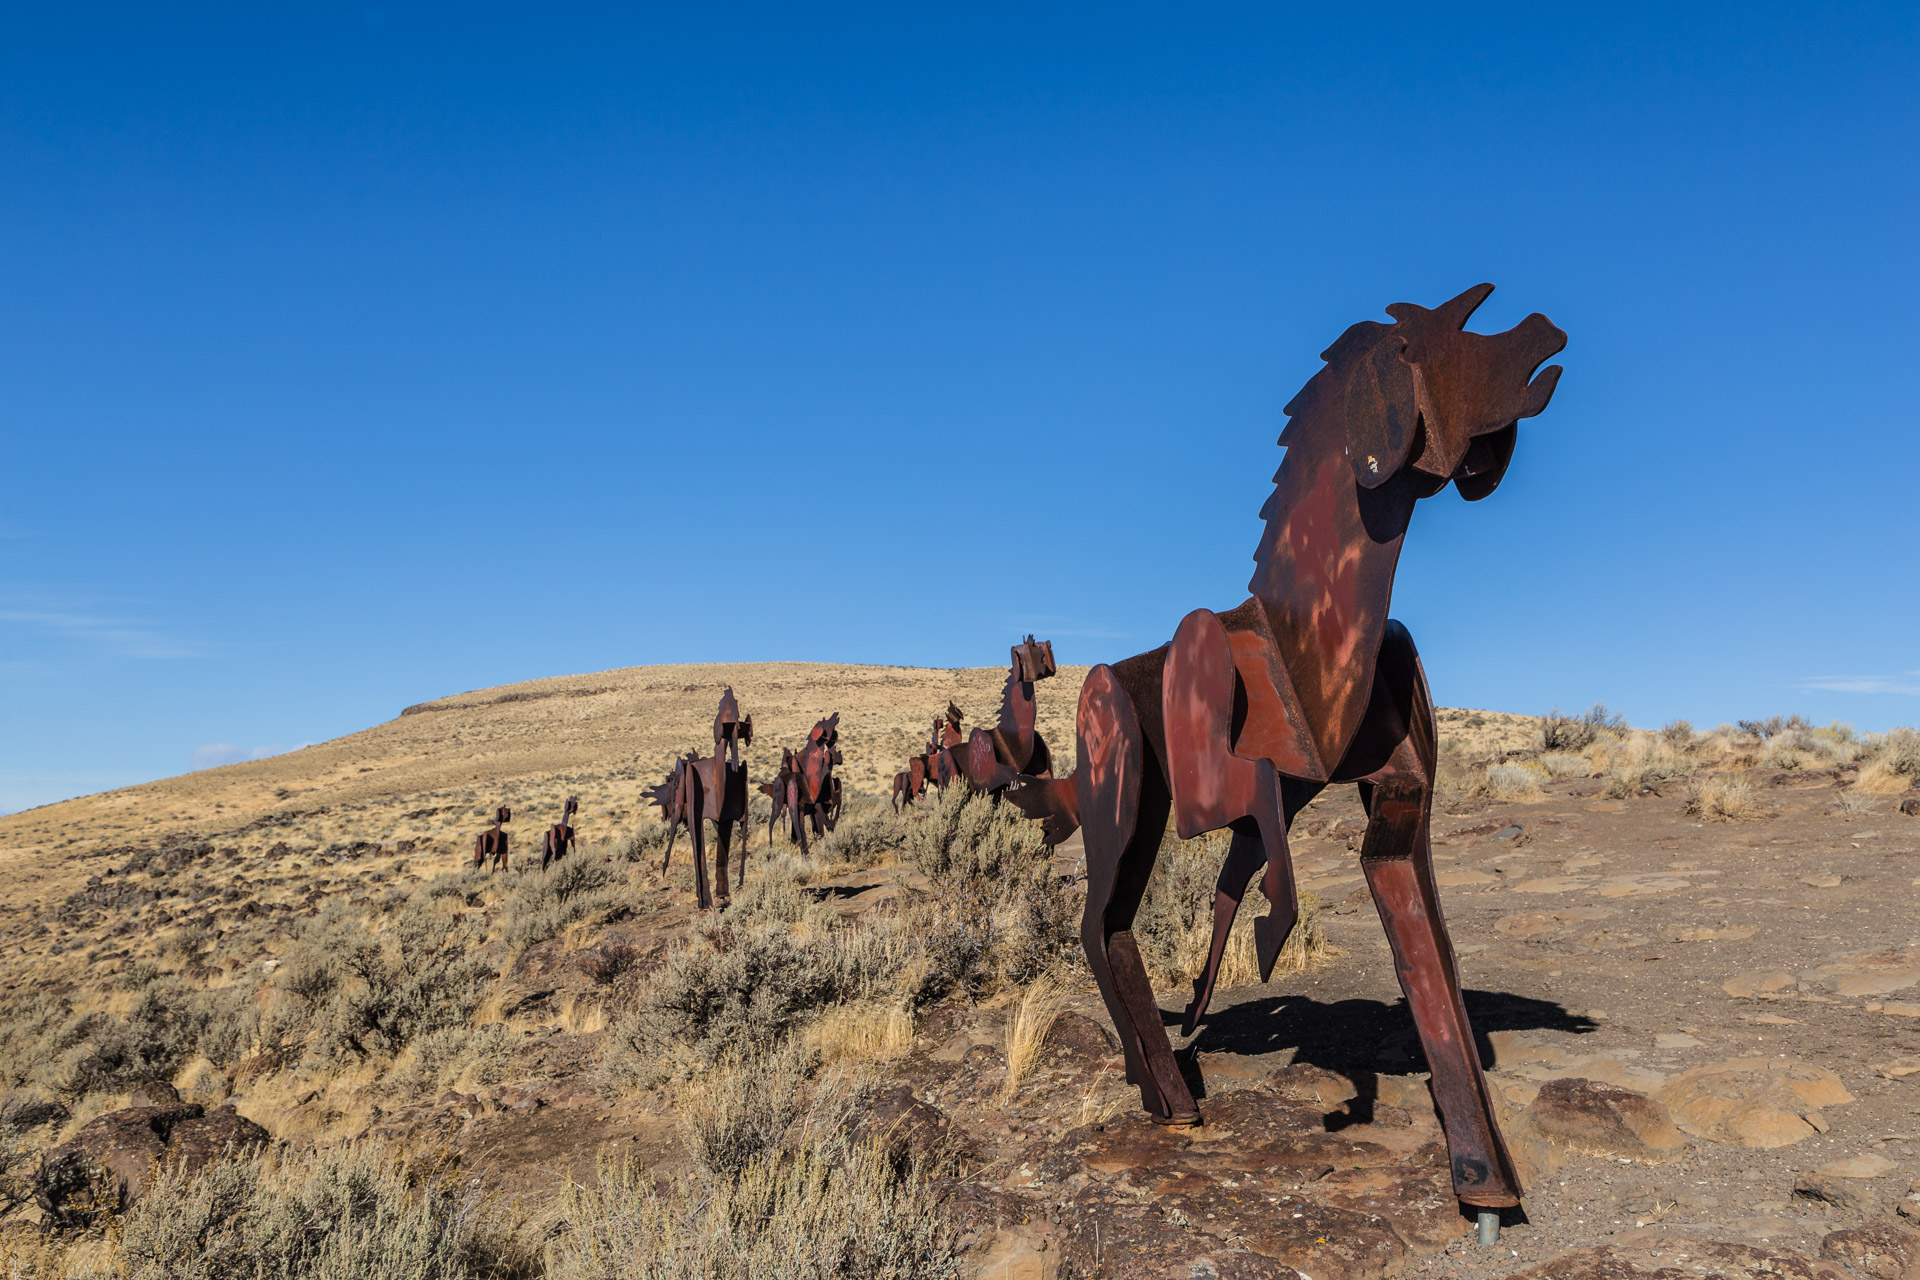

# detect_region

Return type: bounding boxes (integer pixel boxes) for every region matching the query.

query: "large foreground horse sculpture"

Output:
[649,750,750,908]
[785,714,842,854]
[1012,284,1565,1221]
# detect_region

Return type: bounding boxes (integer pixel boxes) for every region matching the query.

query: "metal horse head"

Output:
[1012,635,1057,684]
[1311,282,1565,502]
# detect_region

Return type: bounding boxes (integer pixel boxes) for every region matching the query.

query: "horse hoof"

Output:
[1151,1109,1202,1128]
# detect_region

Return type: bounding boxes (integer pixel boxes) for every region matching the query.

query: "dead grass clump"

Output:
[1538,753,1591,780]
[804,1001,913,1067]
[1540,704,1626,752]
[498,857,631,957]
[1134,830,1335,991]
[1683,774,1766,822]
[1831,790,1879,819]
[1481,762,1546,802]
[1661,719,1694,747]
[1000,974,1068,1104]
[1854,727,1920,796]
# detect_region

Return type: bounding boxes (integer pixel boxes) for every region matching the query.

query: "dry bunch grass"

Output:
[1684,774,1766,822]
[1480,762,1546,802]
[999,975,1068,1104]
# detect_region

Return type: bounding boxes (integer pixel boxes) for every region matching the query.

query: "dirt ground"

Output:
[3,660,1916,1280]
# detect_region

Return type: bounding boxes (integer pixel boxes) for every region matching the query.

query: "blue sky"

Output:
[2,4,1916,813]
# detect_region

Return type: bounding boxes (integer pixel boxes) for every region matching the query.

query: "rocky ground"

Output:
[1,663,1916,1280]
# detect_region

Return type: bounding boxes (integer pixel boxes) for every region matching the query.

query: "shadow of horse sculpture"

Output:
[1010,283,1566,1215]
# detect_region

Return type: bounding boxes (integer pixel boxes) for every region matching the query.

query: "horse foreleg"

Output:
[1077,665,1196,1125]
[1354,625,1521,1211]
[713,819,733,904]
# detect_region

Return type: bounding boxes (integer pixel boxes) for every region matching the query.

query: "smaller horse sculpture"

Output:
[713,687,753,766]
[542,795,579,871]
[762,748,796,844]
[786,714,842,854]
[649,749,751,909]
[962,635,1059,796]
[472,805,512,871]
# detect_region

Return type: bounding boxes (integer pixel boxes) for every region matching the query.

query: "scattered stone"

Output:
[1262,1062,1359,1109]
[1522,1077,1687,1162]
[1796,1173,1876,1214]
[1820,1224,1920,1279]
[1873,1057,1920,1079]
[1869,1003,1920,1019]
[1819,1154,1897,1180]
[1658,1058,1854,1148]
[0,1092,67,1134]
[1898,1182,1920,1221]
[842,1083,960,1172]
[1655,1033,1705,1049]
[1507,1235,1844,1280]
[1900,796,1920,818]
[1802,875,1845,889]
[1724,971,1796,999]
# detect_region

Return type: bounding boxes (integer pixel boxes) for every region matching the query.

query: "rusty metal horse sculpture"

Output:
[542,795,579,871]
[1011,284,1565,1227]
[785,714,842,854]
[962,635,1059,795]
[648,690,756,907]
[471,806,511,871]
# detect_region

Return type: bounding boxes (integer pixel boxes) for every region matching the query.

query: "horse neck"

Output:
[1247,415,1416,766]
[997,669,1036,758]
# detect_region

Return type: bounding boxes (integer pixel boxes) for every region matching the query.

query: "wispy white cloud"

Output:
[0,607,194,660]
[191,743,303,771]
[1798,671,1920,697]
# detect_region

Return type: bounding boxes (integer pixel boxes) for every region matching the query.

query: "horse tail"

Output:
[1009,773,1080,848]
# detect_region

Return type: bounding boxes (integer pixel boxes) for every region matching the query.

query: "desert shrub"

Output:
[116,1145,537,1280]
[1661,719,1695,747]
[1480,762,1545,802]
[1855,727,1920,796]
[1683,774,1765,822]
[278,897,495,1066]
[391,1023,515,1099]
[1000,866,1081,988]
[673,1043,813,1183]
[913,881,999,1005]
[1831,790,1879,818]
[34,978,255,1103]
[604,922,842,1086]
[499,857,632,956]
[0,997,73,1091]
[816,795,907,870]
[1600,733,1690,798]
[904,786,1044,881]
[549,1143,956,1280]
[618,822,672,867]
[1540,704,1626,752]
[1738,714,1812,741]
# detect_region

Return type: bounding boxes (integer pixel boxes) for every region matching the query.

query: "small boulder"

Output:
[1523,1077,1686,1162]
[842,1083,962,1171]
[0,1092,68,1134]
[33,1102,268,1227]
[1262,1062,1359,1110]
[1043,1011,1117,1063]
[1821,1224,1920,1280]
[129,1080,181,1107]
[1796,1173,1876,1215]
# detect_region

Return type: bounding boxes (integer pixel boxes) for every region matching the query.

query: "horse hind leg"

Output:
[1076,665,1197,1125]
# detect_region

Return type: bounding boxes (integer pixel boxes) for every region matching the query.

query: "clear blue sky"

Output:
[3,5,1916,813]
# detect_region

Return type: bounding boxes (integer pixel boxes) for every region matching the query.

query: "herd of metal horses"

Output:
[463,286,1567,1233]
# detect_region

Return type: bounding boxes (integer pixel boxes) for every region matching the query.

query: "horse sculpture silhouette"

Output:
[785,714,841,854]
[542,795,578,871]
[1011,284,1565,1218]
[961,635,1059,796]
[648,690,755,908]
[471,805,511,872]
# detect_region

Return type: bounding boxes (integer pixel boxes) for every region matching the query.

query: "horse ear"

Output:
[1345,336,1418,489]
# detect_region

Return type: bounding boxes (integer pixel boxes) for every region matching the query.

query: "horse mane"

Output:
[1249,318,1395,599]
[644,758,683,815]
